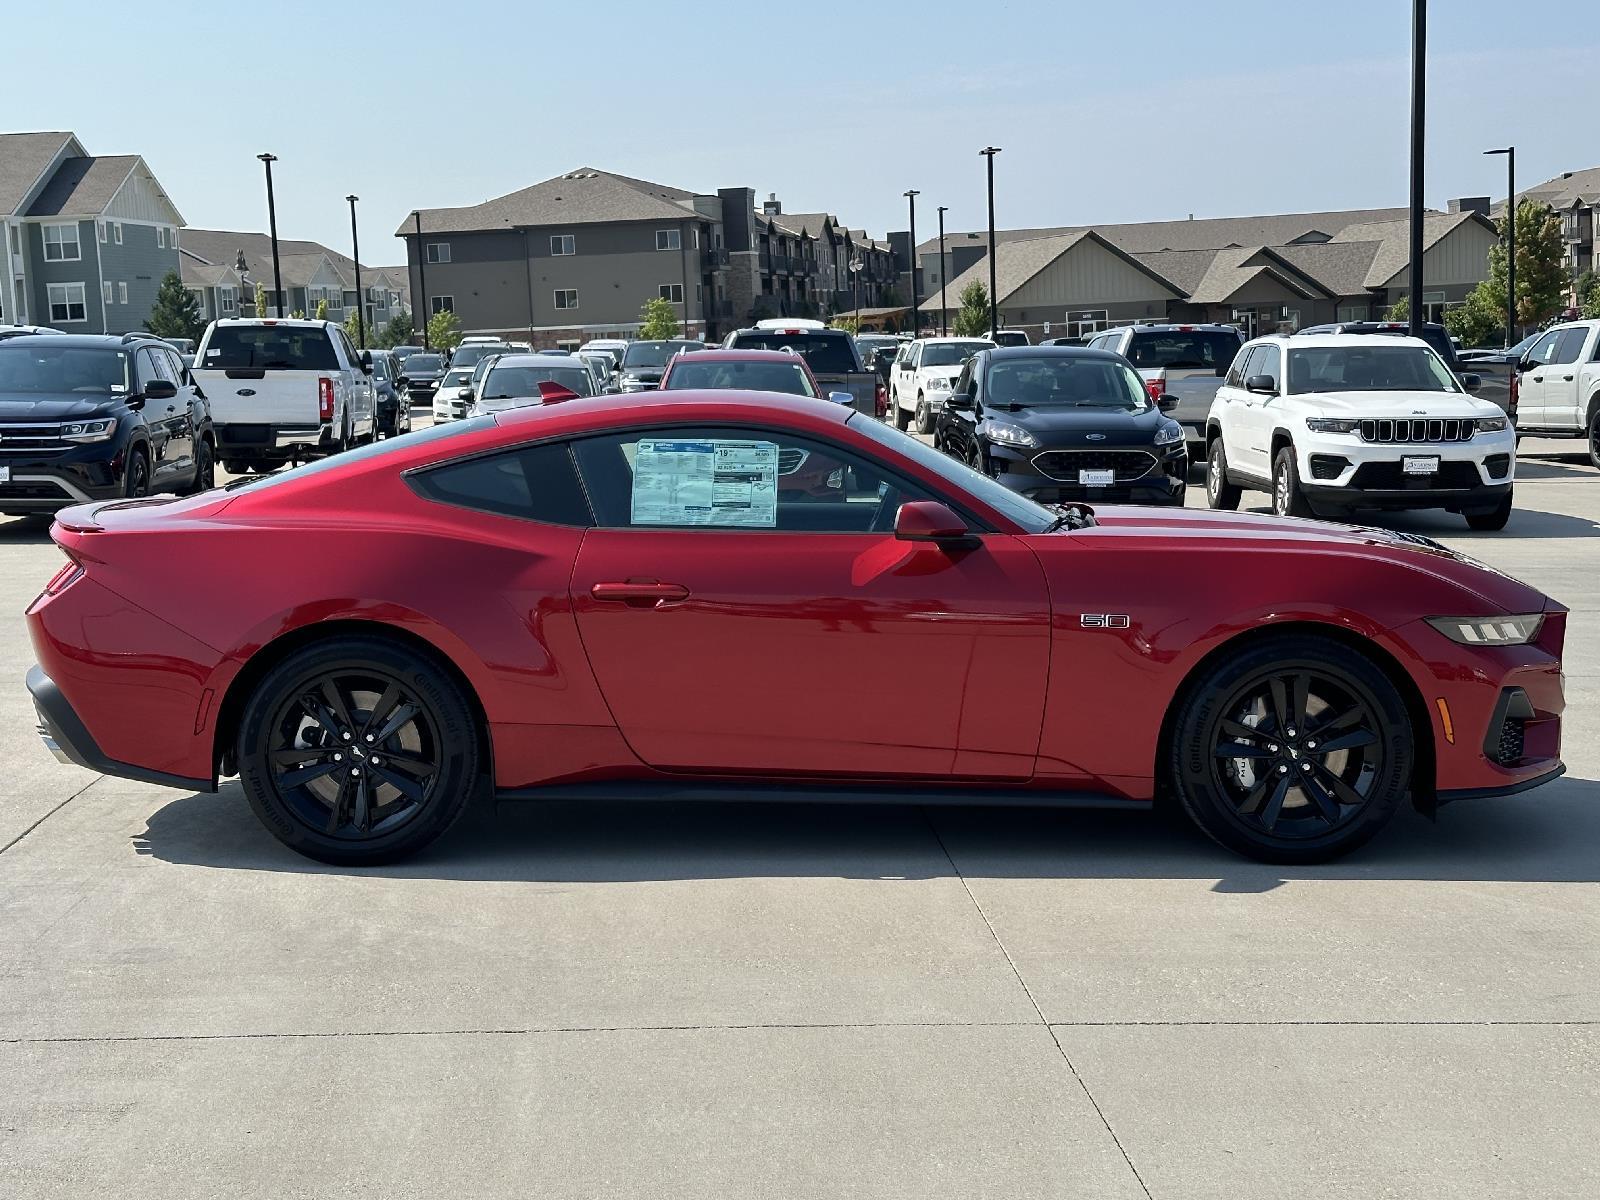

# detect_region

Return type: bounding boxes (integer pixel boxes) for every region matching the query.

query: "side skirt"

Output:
[496,780,1148,810]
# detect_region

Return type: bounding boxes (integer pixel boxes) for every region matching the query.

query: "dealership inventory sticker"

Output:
[632,439,778,527]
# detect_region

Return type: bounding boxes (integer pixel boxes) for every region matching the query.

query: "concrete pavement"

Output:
[1,437,1596,1197]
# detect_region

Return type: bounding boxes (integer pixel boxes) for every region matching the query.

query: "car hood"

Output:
[987,403,1164,441]
[0,393,123,420]
[1289,389,1497,418]
[919,367,964,386]
[1069,505,1552,614]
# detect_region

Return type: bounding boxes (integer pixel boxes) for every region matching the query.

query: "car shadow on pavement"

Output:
[1515,457,1595,481]
[133,774,1600,890]
[0,516,54,544]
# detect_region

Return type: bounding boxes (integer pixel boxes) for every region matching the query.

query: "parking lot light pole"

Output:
[346,195,364,349]
[413,210,429,351]
[257,154,283,318]
[904,190,920,336]
[1406,0,1425,338]
[1485,147,1516,343]
[981,147,1001,337]
[937,205,949,336]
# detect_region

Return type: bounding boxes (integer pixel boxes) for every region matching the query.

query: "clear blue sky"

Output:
[9,0,1596,260]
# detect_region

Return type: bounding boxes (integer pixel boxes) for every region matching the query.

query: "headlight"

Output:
[985,421,1039,449]
[1475,416,1508,432]
[1154,421,1184,446]
[60,418,117,443]
[1425,614,1543,645]
[927,378,955,393]
[1306,418,1360,433]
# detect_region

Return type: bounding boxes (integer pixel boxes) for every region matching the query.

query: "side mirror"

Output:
[1461,373,1482,392]
[827,391,855,406]
[895,500,972,545]
[460,388,474,401]
[360,350,374,374]
[946,390,974,410]
[143,379,178,401]
[1158,393,1179,412]
[1245,374,1278,395]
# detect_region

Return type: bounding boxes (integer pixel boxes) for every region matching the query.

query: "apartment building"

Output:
[179,228,409,329]
[1499,166,1599,305]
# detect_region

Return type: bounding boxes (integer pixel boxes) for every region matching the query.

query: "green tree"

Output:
[951,280,991,337]
[878,285,905,309]
[314,298,329,321]
[1386,294,1410,322]
[426,309,462,351]
[144,271,207,342]
[1575,270,1600,319]
[1468,201,1567,332]
[342,308,367,348]
[374,311,413,349]
[1443,297,1501,349]
[638,296,680,339]
[831,314,860,334]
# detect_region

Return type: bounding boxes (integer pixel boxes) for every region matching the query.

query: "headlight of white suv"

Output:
[1153,421,1184,446]
[985,421,1039,449]
[1425,614,1543,645]
[1474,416,1508,432]
[60,419,117,443]
[1305,418,1360,433]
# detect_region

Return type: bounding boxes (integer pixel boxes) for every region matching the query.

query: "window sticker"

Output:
[632,439,778,527]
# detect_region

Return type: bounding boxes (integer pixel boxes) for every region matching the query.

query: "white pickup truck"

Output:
[193,318,375,473]
[1511,319,1600,468]
[1087,323,1245,457]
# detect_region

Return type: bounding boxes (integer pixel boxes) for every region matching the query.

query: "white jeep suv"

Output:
[1204,332,1516,530]
[890,337,993,433]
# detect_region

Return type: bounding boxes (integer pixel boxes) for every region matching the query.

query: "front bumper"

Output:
[0,447,129,514]
[1297,434,1515,512]
[27,664,211,791]
[986,441,1189,506]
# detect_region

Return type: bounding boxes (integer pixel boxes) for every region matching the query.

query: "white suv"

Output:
[1204,332,1516,530]
[890,336,993,432]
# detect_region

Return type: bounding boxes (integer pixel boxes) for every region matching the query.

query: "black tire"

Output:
[223,459,249,476]
[188,438,216,494]
[914,394,935,435]
[1205,438,1241,510]
[1465,487,1513,531]
[1272,445,1314,518]
[1588,402,1600,471]
[1168,634,1413,863]
[124,445,150,498]
[894,396,911,431]
[236,636,481,865]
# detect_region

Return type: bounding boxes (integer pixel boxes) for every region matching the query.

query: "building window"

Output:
[103,280,114,305]
[113,223,122,244]
[48,283,87,323]
[192,289,208,315]
[557,340,580,351]
[170,227,178,248]
[1422,291,1447,324]
[343,290,358,308]
[1335,302,1368,323]
[1065,309,1109,337]
[43,224,81,262]
[430,295,453,314]
[220,288,236,313]
[118,281,128,305]
[659,283,683,303]
[157,226,166,248]
[97,221,107,243]
[554,289,579,310]
[655,229,681,251]
[426,242,451,264]
[551,234,575,256]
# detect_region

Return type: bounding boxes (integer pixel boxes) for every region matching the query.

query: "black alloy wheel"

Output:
[1169,635,1412,862]
[124,446,150,498]
[237,637,480,864]
[1588,405,1600,471]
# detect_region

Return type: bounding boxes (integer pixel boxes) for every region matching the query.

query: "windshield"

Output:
[623,341,696,369]
[850,415,1056,533]
[369,356,392,380]
[1124,330,1240,373]
[663,359,817,396]
[201,326,337,371]
[405,354,444,373]
[449,344,510,371]
[481,364,594,398]
[730,332,859,374]
[921,341,990,368]
[0,344,132,394]
[988,357,1149,409]
[441,368,474,386]
[1287,346,1460,394]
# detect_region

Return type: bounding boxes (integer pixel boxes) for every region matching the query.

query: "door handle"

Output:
[1561,374,1574,381]
[591,580,690,604]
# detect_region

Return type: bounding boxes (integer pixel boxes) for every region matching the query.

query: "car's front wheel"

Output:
[1168,634,1413,863]
[236,636,481,865]
[1206,438,1241,510]
[123,445,150,498]
[914,393,935,434]
[1587,402,1600,470]
[1465,487,1513,531]
[1272,446,1314,518]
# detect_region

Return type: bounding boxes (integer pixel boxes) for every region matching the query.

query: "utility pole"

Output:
[1485,147,1516,343]
[903,190,920,336]
[981,147,1002,336]
[346,194,364,348]
[414,210,429,350]
[1406,0,1426,337]
[257,154,283,318]
[937,205,949,337]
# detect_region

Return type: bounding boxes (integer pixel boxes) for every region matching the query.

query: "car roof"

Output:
[1250,332,1429,350]
[670,349,809,363]
[732,325,847,336]
[911,336,993,345]
[485,353,592,368]
[211,317,331,329]
[983,345,1124,362]
[0,333,138,349]
[1114,323,1242,334]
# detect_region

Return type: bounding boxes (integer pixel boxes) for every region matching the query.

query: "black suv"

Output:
[0,333,215,517]
[1296,321,1460,373]
[934,346,1188,506]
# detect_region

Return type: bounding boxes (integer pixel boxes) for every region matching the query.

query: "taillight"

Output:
[1145,377,1164,403]
[1509,371,1519,410]
[44,552,84,596]
[875,381,888,418]
[318,377,335,421]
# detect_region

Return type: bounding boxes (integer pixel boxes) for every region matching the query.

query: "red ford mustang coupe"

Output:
[26,392,1565,865]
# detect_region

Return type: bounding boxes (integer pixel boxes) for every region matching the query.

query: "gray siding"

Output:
[28,220,103,330]
[96,222,181,334]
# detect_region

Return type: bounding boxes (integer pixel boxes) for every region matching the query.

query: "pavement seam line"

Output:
[0,776,100,857]
[921,810,1155,1200]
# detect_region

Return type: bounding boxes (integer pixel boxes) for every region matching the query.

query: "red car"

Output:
[26,392,1565,866]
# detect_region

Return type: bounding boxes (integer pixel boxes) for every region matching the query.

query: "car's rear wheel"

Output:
[1169,635,1413,863]
[188,438,216,494]
[1206,438,1241,510]
[1272,446,1314,518]
[123,446,150,498]
[1587,403,1600,470]
[236,637,481,865]
[1465,487,1513,531]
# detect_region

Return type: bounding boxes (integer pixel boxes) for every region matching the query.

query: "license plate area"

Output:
[0,465,11,483]
[1402,455,1439,476]
[1079,469,1115,487]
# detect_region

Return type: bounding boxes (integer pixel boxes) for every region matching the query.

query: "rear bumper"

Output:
[215,422,334,458]
[26,665,212,791]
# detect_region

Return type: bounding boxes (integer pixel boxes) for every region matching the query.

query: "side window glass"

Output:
[135,348,161,389]
[1230,347,1257,387]
[410,442,592,526]
[1526,330,1561,366]
[571,427,931,534]
[1553,328,1587,365]
[954,361,973,395]
[1254,346,1281,386]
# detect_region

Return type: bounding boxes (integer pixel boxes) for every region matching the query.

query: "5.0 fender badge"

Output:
[1080,614,1131,629]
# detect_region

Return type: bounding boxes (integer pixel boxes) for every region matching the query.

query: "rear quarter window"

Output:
[409,441,592,525]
